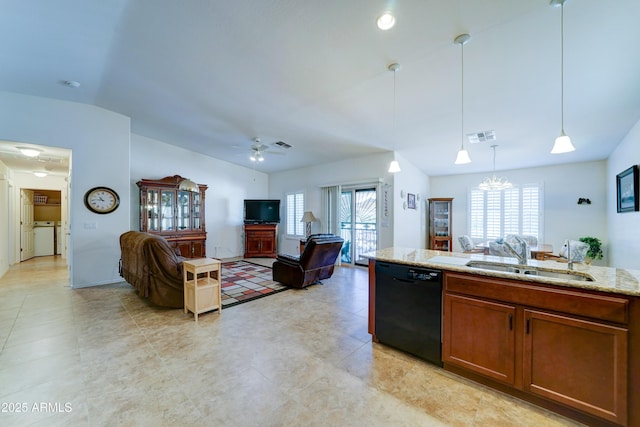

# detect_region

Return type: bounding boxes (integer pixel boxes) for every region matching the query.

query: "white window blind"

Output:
[468,184,542,241]
[286,192,305,237]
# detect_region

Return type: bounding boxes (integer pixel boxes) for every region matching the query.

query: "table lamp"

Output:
[300,211,317,238]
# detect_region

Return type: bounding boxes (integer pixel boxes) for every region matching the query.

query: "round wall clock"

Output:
[84,186,120,214]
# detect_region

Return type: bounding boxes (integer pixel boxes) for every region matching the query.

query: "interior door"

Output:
[20,189,35,261]
[340,187,377,266]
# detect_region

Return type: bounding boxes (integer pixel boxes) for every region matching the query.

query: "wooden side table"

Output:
[183,258,221,322]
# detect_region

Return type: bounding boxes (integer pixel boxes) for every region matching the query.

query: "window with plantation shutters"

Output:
[286,192,305,237]
[468,184,543,242]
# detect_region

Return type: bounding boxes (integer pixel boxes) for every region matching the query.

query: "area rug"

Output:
[221,260,287,308]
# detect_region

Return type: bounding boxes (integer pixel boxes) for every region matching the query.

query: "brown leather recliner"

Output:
[119,231,186,308]
[272,235,344,289]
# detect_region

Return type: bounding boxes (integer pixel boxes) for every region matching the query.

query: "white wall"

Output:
[0,160,9,277]
[607,119,640,269]
[431,161,608,262]
[391,152,430,249]
[269,151,429,255]
[0,91,131,287]
[130,134,269,259]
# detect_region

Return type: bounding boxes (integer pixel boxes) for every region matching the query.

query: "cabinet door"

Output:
[259,234,275,255]
[443,293,516,385]
[523,310,628,425]
[160,190,175,231]
[174,242,192,258]
[245,234,262,256]
[192,240,205,257]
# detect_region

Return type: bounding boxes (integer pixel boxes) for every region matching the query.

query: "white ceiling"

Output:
[1,0,639,176]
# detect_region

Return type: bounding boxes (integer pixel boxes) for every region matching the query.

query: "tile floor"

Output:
[0,256,585,426]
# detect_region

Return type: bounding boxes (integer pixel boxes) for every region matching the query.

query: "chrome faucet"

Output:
[503,235,528,265]
[566,240,573,270]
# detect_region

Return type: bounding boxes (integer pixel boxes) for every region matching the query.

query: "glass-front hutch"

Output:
[428,197,453,251]
[137,175,207,258]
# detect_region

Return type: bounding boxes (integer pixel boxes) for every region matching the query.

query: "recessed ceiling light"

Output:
[17,147,42,157]
[377,12,395,30]
[34,171,47,178]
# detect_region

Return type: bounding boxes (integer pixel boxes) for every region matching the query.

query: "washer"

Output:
[34,221,55,256]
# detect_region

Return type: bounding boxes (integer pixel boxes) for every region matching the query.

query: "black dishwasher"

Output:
[375,261,442,366]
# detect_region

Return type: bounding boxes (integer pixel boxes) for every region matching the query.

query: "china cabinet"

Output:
[137,175,207,258]
[428,198,453,251]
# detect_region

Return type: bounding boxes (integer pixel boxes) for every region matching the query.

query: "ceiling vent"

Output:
[272,141,293,149]
[467,130,496,144]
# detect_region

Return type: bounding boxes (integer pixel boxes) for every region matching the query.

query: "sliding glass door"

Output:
[340,187,377,266]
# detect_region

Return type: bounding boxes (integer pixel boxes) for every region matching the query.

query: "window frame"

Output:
[285,191,305,238]
[467,183,543,242]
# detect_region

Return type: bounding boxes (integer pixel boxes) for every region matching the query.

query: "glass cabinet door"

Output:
[161,190,175,231]
[192,193,201,230]
[146,190,160,231]
[433,200,451,237]
[177,191,190,230]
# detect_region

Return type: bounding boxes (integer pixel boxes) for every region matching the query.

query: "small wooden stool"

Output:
[183,258,221,322]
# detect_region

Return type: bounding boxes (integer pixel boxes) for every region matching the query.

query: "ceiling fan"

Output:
[249,138,269,162]
[247,138,290,162]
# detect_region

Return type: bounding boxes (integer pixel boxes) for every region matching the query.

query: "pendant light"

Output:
[388,62,401,173]
[479,145,512,190]
[454,34,471,164]
[550,0,576,154]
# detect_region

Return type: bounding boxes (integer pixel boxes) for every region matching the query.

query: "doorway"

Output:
[339,187,377,266]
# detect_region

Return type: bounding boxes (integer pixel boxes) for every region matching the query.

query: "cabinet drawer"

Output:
[444,272,629,324]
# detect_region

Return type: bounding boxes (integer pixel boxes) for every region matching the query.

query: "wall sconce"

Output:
[577,197,591,205]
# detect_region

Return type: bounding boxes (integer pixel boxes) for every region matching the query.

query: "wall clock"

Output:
[84,186,120,214]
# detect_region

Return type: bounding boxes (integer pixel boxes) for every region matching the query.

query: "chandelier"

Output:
[479,145,512,190]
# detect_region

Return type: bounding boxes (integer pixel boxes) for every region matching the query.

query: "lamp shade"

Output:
[388,160,401,173]
[454,148,471,165]
[178,178,199,192]
[300,211,317,223]
[551,130,575,154]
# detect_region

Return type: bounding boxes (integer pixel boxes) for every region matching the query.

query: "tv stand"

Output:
[244,223,277,258]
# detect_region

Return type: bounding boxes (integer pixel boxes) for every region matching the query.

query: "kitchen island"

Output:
[365,248,640,427]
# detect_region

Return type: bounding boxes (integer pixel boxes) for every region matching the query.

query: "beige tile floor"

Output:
[0,256,585,427]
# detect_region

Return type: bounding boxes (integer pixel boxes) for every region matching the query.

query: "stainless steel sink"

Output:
[465,261,594,282]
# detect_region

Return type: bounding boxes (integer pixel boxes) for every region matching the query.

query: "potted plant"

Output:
[578,236,603,264]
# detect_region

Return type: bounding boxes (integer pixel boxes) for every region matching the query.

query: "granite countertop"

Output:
[364,247,640,297]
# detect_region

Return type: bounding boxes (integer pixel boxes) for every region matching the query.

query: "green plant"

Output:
[579,236,603,260]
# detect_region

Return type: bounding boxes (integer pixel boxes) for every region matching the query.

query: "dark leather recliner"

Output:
[272,235,344,289]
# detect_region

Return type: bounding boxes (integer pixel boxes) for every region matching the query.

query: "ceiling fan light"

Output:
[551,130,575,154]
[454,148,471,165]
[388,160,401,173]
[377,12,395,30]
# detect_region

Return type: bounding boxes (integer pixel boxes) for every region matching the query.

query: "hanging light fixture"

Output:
[388,62,401,173]
[550,0,576,154]
[479,145,512,190]
[250,149,264,162]
[454,34,471,164]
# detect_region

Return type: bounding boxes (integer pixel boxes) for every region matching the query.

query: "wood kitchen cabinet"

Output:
[244,223,277,258]
[443,272,629,426]
[444,294,516,385]
[137,175,207,258]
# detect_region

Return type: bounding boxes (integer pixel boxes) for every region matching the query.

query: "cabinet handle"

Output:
[526,318,531,334]
[509,314,513,330]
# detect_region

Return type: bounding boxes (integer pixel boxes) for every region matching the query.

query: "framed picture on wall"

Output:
[616,165,639,213]
[407,193,416,209]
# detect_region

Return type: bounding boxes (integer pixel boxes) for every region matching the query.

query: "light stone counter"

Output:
[364,247,640,297]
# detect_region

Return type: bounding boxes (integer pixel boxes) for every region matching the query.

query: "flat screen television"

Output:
[243,199,281,224]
